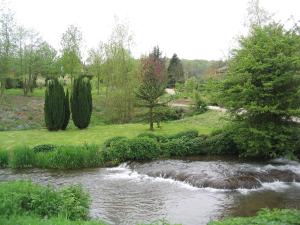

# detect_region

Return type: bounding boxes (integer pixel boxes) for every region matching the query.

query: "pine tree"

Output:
[136,47,166,130]
[44,78,65,131]
[167,54,184,88]
[71,76,92,129]
[61,89,70,130]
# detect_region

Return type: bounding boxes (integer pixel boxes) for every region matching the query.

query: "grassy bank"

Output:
[0,111,226,150]
[208,208,300,225]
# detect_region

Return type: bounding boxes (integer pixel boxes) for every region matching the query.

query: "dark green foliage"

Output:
[103,136,127,148]
[71,76,92,129]
[61,89,70,130]
[153,106,184,125]
[167,53,184,88]
[127,137,160,160]
[0,216,107,225]
[137,132,168,143]
[168,129,199,139]
[0,181,90,220]
[32,144,57,153]
[0,150,9,168]
[103,138,130,165]
[160,136,206,157]
[233,122,300,158]
[221,24,300,158]
[44,78,65,131]
[208,208,300,225]
[10,146,36,168]
[203,127,238,155]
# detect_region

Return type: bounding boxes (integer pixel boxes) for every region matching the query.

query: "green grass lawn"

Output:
[0,111,226,150]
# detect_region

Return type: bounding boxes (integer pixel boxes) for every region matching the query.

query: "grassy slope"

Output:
[0,110,226,150]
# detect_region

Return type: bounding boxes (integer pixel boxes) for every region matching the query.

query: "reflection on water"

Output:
[0,157,300,225]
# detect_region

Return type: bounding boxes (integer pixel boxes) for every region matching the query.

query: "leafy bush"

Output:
[153,106,184,123]
[168,129,198,139]
[0,181,90,220]
[208,208,300,225]
[0,150,9,168]
[0,215,107,225]
[127,137,160,160]
[103,136,127,148]
[160,136,206,157]
[103,138,131,165]
[203,127,238,155]
[32,144,57,153]
[137,132,168,143]
[10,146,36,168]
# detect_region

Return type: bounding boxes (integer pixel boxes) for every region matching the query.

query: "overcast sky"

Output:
[6,0,300,60]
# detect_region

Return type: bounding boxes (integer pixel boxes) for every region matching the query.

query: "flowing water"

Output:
[1,156,300,225]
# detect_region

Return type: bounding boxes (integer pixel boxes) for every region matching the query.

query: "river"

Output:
[1,156,300,225]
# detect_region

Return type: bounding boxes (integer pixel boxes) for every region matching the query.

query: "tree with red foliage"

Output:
[136,46,167,130]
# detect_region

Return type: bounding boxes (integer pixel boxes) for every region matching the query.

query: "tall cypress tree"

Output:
[71,76,92,129]
[167,54,184,88]
[44,78,65,131]
[61,89,70,130]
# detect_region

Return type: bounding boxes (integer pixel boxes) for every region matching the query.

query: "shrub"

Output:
[203,127,238,156]
[153,106,184,124]
[208,208,300,225]
[71,76,92,129]
[192,92,207,114]
[103,136,127,148]
[44,78,65,131]
[10,146,36,168]
[137,132,168,143]
[0,181,90,220]
[0,150,9,168]
[104,138,131,165]
[127,137,160,160]
[32,144,57,153]
[61,89,70,130]
[0,215,107,225]
[161,136,207,157]
[168,129,198,139]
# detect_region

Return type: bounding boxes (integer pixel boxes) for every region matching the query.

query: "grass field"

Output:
[0,110,226,150]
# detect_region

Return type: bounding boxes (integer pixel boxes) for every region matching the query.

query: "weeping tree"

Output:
[71,76,92,129]
[44,78,65,131]
[61,89,70,130]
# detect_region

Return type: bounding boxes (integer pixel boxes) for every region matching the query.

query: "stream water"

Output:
[1,156,300,225]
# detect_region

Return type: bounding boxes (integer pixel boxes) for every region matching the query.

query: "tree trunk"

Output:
[149,106,154,131]
[0,79,5,99]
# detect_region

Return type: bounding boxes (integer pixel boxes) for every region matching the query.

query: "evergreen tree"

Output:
[221,24,300,158]
[61,89,70,130]
[136,47,166,130]
[167,54,184,88]
[71,76,92,129]
[44,78,65,131]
